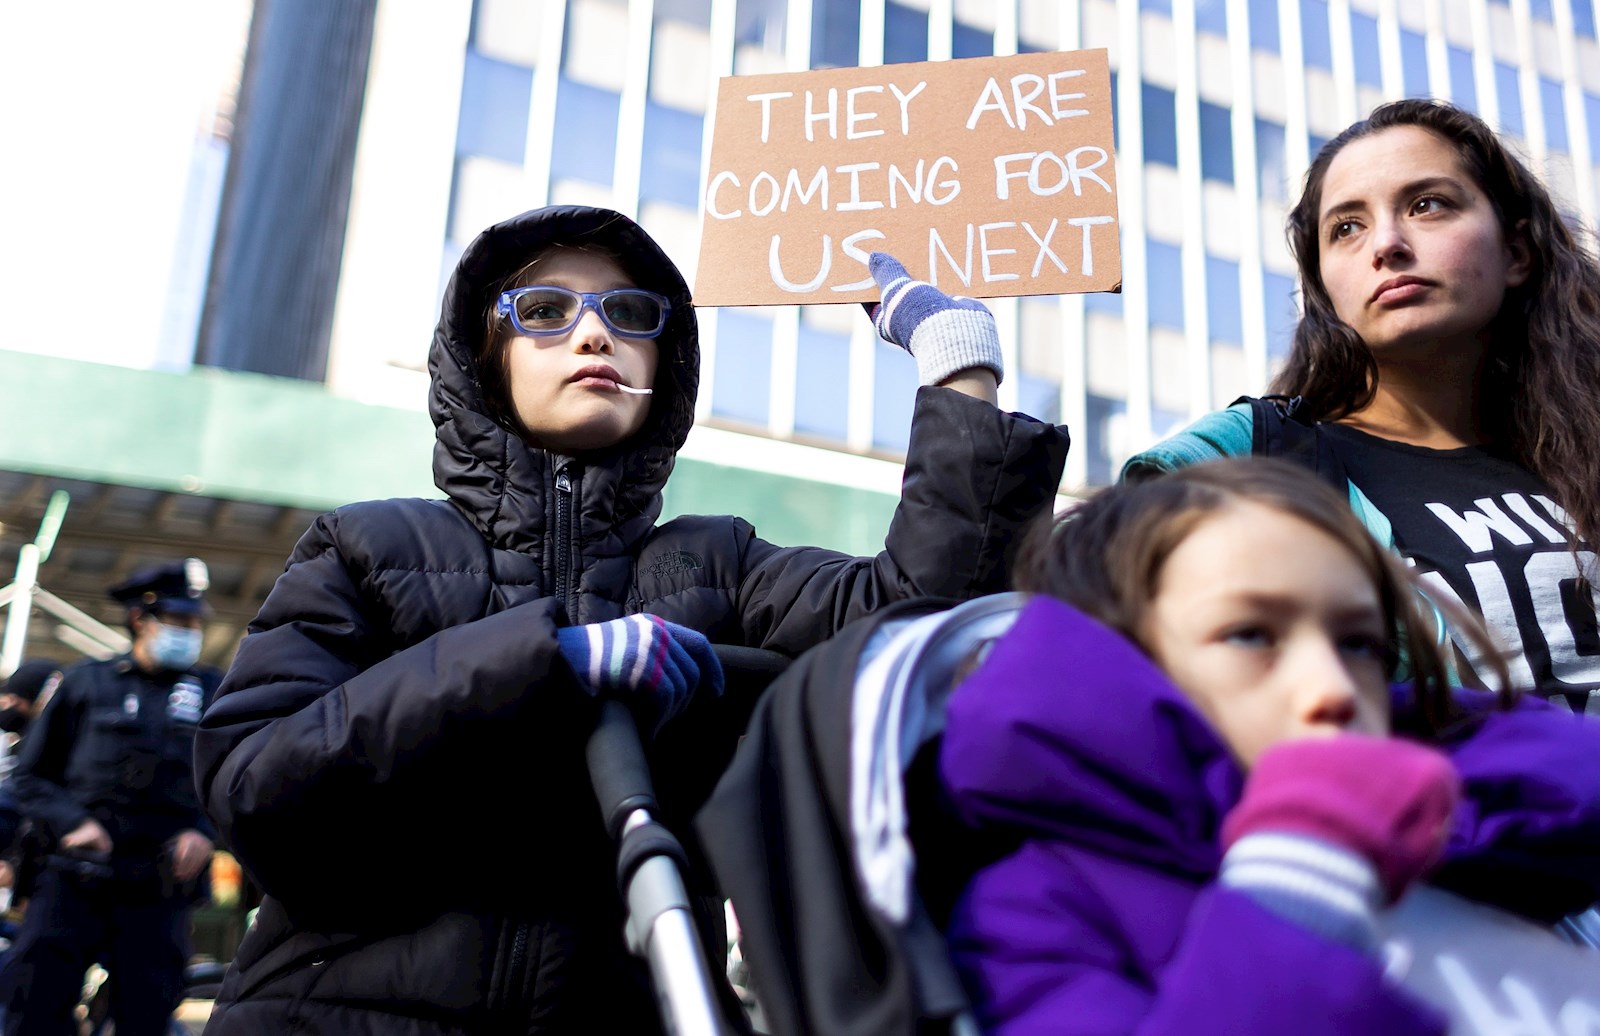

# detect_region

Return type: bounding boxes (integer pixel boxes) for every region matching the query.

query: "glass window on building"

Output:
[1199,101,1234,184]
[1143,83,1179,167]
[812,0,860,67]
[1205,255,1243,346]
[1086,288,1125,317]
[711,309,773,426]
[872,340,918,452]
[566,0,630,91]
[551,78,619,186]
[1256,118,1289,203]
[652,13,714,112]
[1018,0,1062,51]
[1585,94,1600,162]
[656,0,712,25]
[1195,0,1228,36]
[1263,270,1298,360]
[457,51,532,165]
[1146,239,1185,331]
[640,101,703,209]
[1448,47,1477,112]
[1540,78,1568,152]
[451,155,527,243]
[1249,0,1280,52]
[1495,64,1523,136]
[1301,0,1332,70]
[1400,30,1428,99]
[953,19,994,58]
[1152,407,1189,440]
[1019,297,1065,383]
[1529,77,1568,152]
[1351,13,1381,89]
[471,0,542,67]
[1016,374,1061,424]
[735,0,786,51]
[1574,0,1597,37]
[885,2,930,64]
[1014,296,1064,424]
[1084,394,1128,486]
[793,324,850,441]
[1140,0,1172,12]
[1530,0,1553,20]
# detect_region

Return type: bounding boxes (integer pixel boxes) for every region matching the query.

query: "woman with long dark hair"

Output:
[1126,99,1600,709]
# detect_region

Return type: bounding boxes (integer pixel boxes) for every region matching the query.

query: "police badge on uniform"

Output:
[168,679,204,723]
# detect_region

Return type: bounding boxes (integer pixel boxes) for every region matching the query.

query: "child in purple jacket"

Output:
[940,458,1600,1035]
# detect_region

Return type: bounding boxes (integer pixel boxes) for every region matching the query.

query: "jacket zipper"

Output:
[553,463,580,623]
[511,464,575,1017]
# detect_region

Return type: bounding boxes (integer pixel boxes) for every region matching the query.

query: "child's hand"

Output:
[1223,734,1460,899]
[868,253,1004,387]
[1218,734,1459,948]
[555,615,725,736]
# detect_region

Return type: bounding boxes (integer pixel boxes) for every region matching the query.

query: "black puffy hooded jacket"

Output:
[195,206,1068,1035]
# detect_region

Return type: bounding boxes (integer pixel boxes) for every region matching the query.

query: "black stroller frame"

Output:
[585,644,791,1036]
[693,596,1025,1036]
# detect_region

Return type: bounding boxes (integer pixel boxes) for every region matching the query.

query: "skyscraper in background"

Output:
[6,0,1600,494]
[321,0,1600,491]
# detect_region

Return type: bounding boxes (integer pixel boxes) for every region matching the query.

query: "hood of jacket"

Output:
[940,594,1242,880]
[428,205,699,554]
[940,595,1600,901]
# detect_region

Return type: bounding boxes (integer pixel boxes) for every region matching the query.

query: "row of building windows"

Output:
[1144,0,1600,51]
[455,55,1599,249]
[455,28,1600,240]
[445,0,1600,482]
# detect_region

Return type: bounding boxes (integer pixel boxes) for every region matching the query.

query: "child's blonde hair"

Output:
[1015,458,1512,736]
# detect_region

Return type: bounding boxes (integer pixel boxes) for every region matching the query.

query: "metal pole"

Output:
[35,491,69,562]
[31,589,129,656]
[622,817,729,1036]
[0,490,73,679]
[0,543,41,681]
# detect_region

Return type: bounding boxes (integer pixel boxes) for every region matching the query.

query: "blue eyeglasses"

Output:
[497,286,672,339]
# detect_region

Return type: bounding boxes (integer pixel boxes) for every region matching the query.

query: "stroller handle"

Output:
[586,699,658,840]
[584,643,787,1036]
[586,643,789,840]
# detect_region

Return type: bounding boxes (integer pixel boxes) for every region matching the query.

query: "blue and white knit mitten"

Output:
[869,252,1004,386]
[556,614,725,736]
[1219,832,1384,951]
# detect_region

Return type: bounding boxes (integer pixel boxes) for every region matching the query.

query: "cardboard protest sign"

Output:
[694,49,1120,307]
[1380,886,1600,1034]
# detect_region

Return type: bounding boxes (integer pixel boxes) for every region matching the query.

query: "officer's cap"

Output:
[108,558,210,617]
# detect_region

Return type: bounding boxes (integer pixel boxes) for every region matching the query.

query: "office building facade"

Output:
[323,0,1600,492]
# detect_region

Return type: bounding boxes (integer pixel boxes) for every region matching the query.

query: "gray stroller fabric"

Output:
[696,595,1023,1036]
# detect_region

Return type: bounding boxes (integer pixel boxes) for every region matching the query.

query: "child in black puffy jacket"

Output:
[195,205,1068,1035]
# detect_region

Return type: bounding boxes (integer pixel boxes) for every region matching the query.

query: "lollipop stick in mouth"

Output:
[615,384,654,395]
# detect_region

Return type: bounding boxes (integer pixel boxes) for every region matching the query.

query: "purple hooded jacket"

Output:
[939,596,1600,1036]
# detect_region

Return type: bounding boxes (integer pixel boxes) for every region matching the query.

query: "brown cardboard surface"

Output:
[693,49,1121,308]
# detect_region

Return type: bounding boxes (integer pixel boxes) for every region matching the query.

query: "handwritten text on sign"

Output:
[693,49,1122,307]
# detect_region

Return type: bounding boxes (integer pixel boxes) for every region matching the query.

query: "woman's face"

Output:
[502,248,659,453]
[1139,502,1392,768]
[1315,125,1529,362]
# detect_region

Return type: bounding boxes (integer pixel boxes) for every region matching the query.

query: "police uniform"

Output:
[0,563,220,1036]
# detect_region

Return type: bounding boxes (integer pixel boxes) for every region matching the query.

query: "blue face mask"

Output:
[149,623,202,672]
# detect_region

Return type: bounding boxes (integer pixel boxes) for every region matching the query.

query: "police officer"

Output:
[0,560,221,1036]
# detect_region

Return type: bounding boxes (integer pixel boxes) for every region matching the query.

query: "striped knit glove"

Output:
[1219,735,1459,951]
[869,252,1004,386]
[556,615,725,737]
